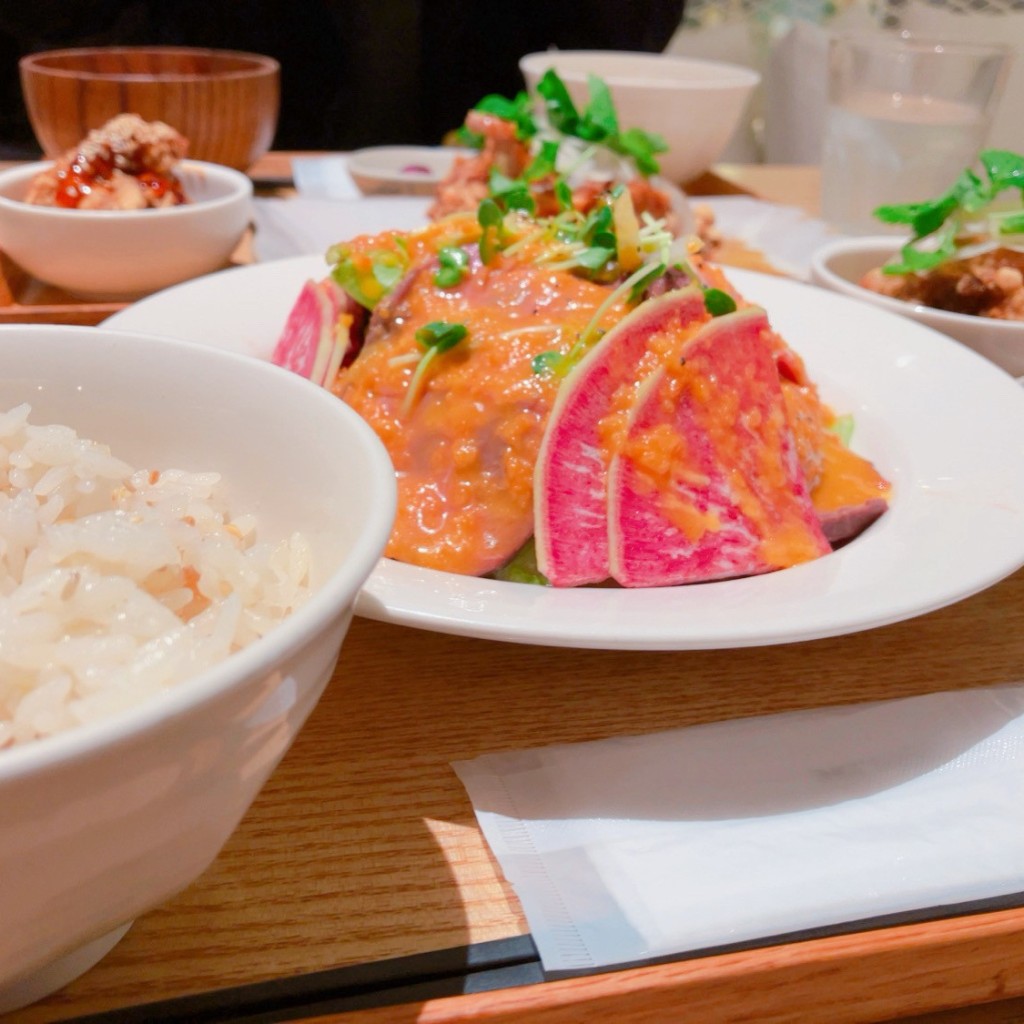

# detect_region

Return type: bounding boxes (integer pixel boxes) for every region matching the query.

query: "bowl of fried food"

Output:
[0,114,253,300]
[0,323,395,1013]
[810,149,1024,379]
[19,46,279,171]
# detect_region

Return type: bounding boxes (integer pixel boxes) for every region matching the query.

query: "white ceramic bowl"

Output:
[810,236,1024,379]
[347,145,472,197]
[0,324,396,1012]
[519,50,760,185]
[0,160,253,300]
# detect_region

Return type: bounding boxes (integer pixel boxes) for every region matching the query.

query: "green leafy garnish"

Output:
[478,197,507,264]
[536,69,580,135]
[579,75,618,139]
[524,139,561,180]
[875,150,1024,274]
[611,127,668,177]
[434,246,470,288]
[404,321,469,415]
[575,245,616,272]
[485,141,567,217]
[703,288,737,317]
[488,168,536,214]
[531,350,564,375]
[474,91,537,140]
[534,69,666,177]
[415,320,467,353]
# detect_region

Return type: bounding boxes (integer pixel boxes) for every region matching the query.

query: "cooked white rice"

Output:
[0,404,312,748]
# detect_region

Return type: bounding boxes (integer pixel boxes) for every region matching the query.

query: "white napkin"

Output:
[292,155,362,200]
[250,196,431,263]
[453,685,1024,974]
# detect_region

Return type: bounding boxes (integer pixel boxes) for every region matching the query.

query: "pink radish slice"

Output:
[534,287,708,587]
[608,307,830,587]
[271,279,350,386]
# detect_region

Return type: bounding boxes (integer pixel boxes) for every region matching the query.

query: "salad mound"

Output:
[430,69,714,247]
[272,179,891,587]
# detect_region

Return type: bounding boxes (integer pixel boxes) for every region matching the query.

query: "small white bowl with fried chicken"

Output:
[0,114,251,300]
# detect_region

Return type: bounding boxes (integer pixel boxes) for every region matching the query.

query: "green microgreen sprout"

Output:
[488,168,536,215]
[554,259,672,375]
[478,197,507,264]
[875,149,1024,274]
[434,246,470,288]
[403,321,469,415]
[703,287,737,317]
[474,91,538,140]
[524,139,561,180]
[554,179,573,212]
[531,350,564,375]
[534,69,667,177]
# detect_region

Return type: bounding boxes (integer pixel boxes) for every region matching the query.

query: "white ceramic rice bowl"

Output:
[0,324,396,1011]
[0,160,252,300]
[810,235,1024,379]
[518,50,760,185]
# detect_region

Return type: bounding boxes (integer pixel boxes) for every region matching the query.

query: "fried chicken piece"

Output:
[428,110,531,221]
[25,113,189,210]
[861,247,1024,320]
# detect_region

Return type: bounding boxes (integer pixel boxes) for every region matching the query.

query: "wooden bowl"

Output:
[19,47,280,171]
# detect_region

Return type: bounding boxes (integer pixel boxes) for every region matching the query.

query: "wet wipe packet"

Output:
[453,684,1024,974]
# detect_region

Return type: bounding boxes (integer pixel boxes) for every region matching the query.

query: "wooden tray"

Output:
[0,250,128,326]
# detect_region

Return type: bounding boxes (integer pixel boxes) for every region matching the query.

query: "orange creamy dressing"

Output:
[782,382,891,512]
[595,317,709,459]
[335,250,626,575]
[810,430,891,512]
[328,219,887,579]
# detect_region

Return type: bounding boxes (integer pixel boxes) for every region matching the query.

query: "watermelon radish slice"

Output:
[608,307,831,587]
[272,279,360,387]
[534,287,709,587]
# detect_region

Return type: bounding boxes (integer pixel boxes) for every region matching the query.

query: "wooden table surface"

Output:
[3,157,1023,1024]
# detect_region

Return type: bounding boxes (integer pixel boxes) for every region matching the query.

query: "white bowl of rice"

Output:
[0,324,396,1012]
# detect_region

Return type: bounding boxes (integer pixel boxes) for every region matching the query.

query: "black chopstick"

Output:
[64,890,1024,1022]
[64,935,542,1024]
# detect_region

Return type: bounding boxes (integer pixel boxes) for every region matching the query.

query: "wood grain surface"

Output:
[2,159,1023,1024]
[8,565,1023,1023]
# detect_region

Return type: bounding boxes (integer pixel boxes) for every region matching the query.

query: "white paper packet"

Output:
[453,685,1024,974]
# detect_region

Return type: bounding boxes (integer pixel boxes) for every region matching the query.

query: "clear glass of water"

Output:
[820,32,1012,235]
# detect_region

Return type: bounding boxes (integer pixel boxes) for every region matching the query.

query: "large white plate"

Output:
[105,254,1024,650]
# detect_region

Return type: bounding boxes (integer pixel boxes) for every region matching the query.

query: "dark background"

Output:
[0,0,685,158]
